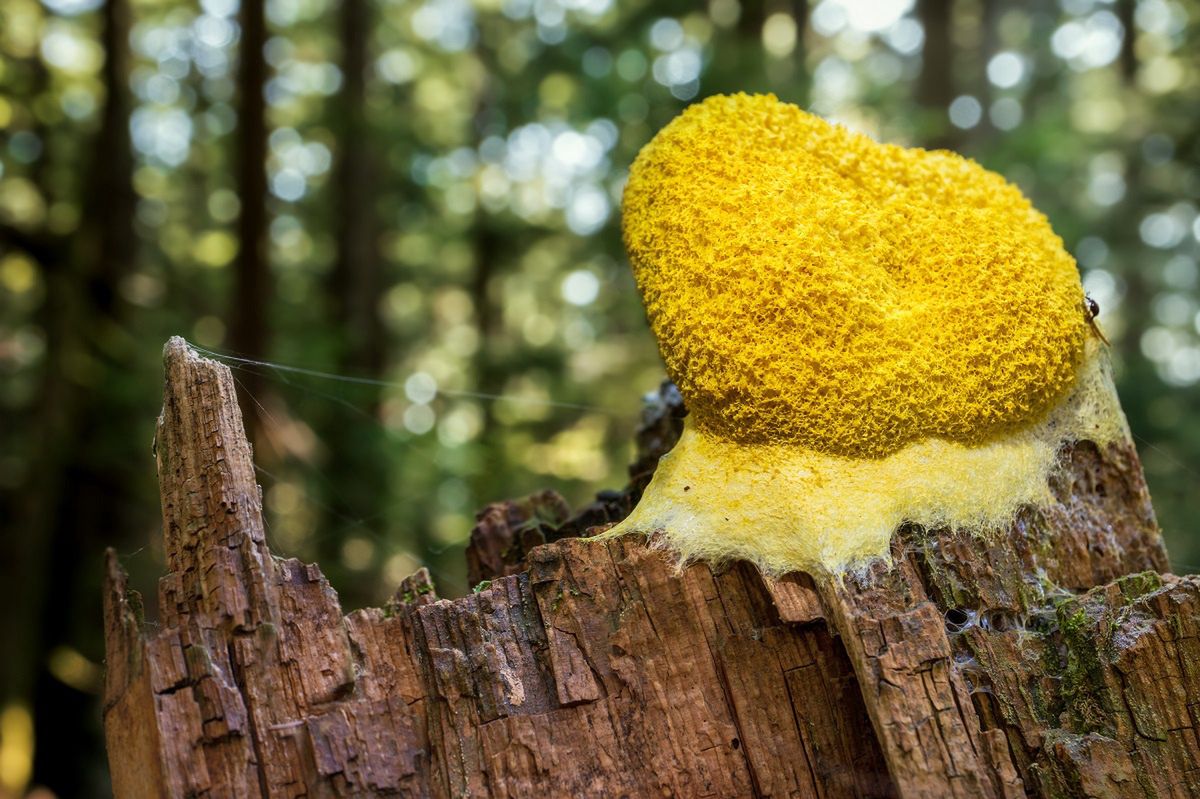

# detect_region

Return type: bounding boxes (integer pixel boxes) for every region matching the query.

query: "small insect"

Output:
[1085,295,1110,346]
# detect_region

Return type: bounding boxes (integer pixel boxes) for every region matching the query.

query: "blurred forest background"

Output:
[1,0,1198,794]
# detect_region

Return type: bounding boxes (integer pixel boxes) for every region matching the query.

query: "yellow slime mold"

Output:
[611,93,1124,574]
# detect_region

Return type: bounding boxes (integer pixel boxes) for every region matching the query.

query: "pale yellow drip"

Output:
[605,342,1127,575]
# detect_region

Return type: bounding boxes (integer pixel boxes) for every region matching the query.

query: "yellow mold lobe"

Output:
[622,93,1088,457]
[613,93,1123,574]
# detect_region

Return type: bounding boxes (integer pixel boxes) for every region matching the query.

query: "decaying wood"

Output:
[103,338,1200,798]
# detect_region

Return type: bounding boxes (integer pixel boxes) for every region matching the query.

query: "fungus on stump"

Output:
[104,96,1200,798]
[615,93,1127,576]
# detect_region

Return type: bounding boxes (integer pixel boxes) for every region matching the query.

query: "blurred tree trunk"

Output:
[459,65,505,592]
[0,0,140,794]
[792,0,809,84]
[0,28,64,759]
[916,0,957,149]
[330,0,382,376]
[103,341,1200,799]
[763,0,809,101]
[973,0,1001,147]
[230,0,270,440]
[469,51,501,433]
[318,0,389,600]
[1118,0,1137,84]
[713,0,771,96]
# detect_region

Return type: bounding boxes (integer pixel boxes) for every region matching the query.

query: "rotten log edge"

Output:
[101,336,1200,798]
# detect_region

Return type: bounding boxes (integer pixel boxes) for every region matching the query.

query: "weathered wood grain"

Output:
[103,339,1200,798]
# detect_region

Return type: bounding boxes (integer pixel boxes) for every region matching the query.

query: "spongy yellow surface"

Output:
[622,93,1088,457]
[606,342,1127,575]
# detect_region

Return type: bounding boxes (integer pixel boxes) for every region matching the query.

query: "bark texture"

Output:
[104,339,1200,798]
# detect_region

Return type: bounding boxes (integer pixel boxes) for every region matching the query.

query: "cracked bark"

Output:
[104,339,1200,798]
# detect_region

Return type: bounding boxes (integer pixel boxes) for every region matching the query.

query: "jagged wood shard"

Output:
[103,339,1200,798]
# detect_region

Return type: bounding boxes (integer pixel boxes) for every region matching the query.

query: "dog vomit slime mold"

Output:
[609,93,1126,574]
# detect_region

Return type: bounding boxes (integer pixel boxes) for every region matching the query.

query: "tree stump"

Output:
[103,338,1200,798]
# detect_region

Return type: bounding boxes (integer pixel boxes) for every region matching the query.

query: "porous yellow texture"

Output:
[622,93,1088,457]
[612,93,1122,574]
